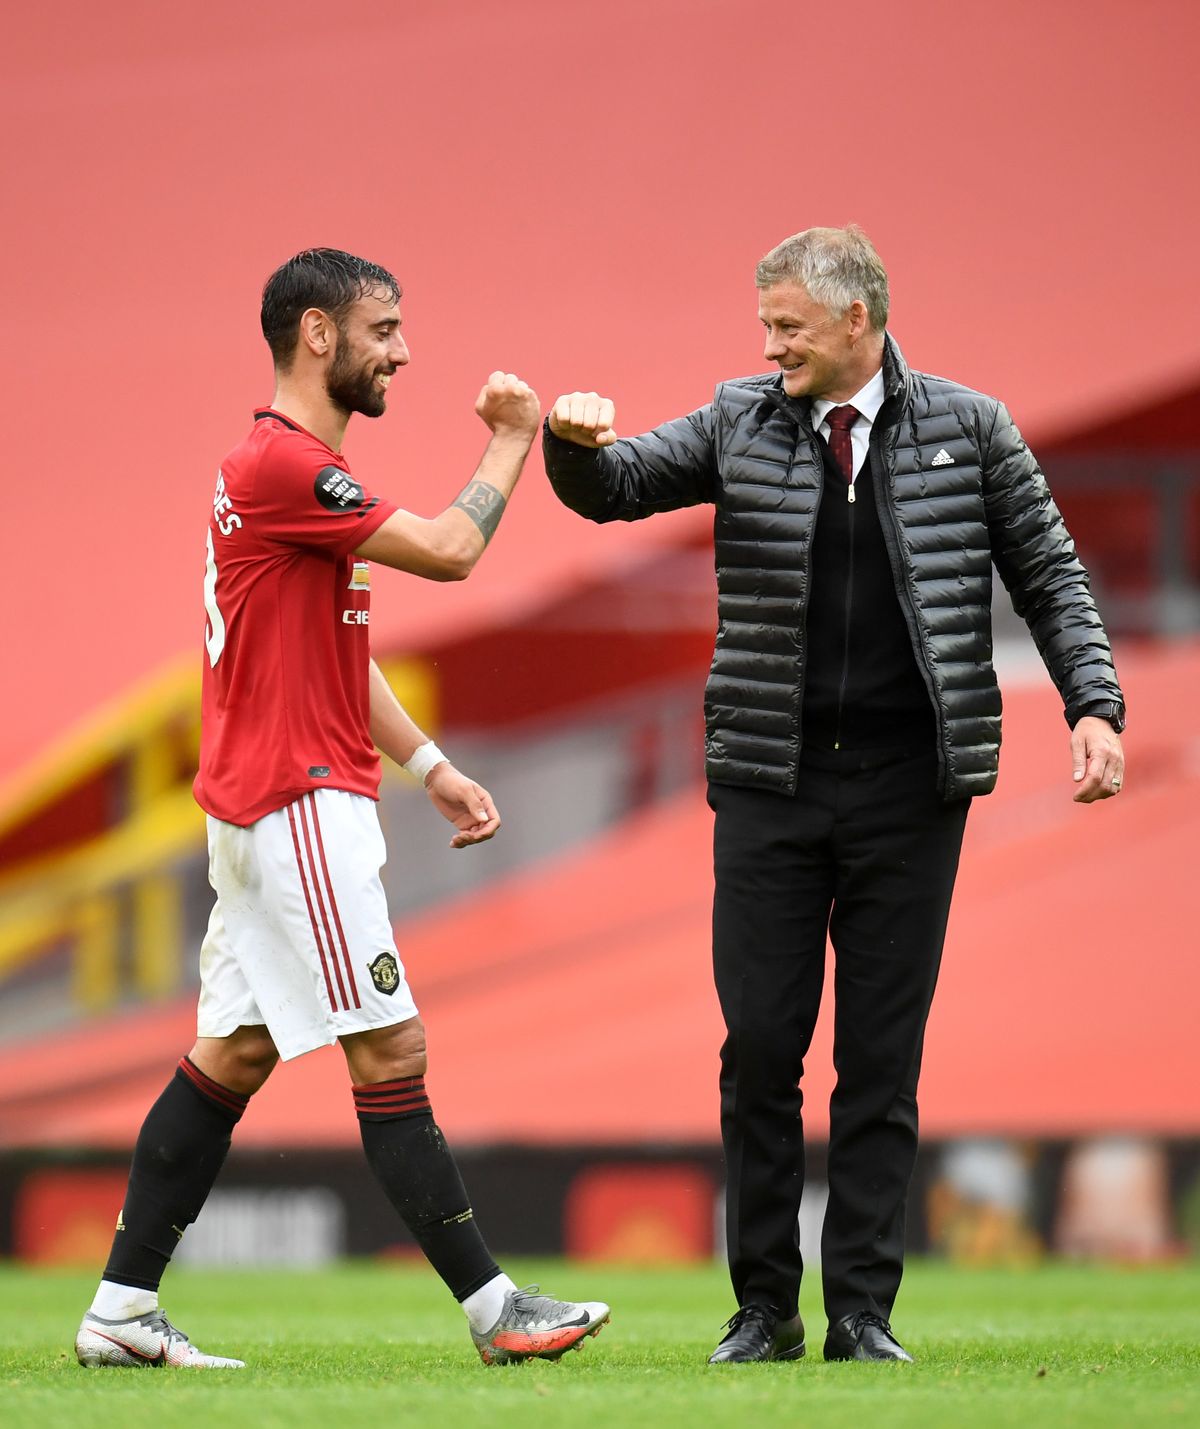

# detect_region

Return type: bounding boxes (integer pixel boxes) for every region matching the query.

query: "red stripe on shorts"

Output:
[287,801,340,1012]
[306,793,361,1009]
[296,796,350,1012]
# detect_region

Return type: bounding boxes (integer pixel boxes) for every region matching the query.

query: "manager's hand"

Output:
[549,391,620,448]
[1070,717,1125,803]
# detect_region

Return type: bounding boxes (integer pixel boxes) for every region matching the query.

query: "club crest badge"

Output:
[368,952,400,995]
[348,561,371,591]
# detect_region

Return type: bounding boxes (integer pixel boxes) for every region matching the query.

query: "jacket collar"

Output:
[880,332,912,407]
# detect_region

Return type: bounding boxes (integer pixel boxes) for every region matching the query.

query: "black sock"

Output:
[354,1076,500,1300]
[102,1057,248,1292]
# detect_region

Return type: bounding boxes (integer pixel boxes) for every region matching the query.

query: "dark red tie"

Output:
[825,404,859,483]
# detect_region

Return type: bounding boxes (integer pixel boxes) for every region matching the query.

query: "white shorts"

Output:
[197,789,418,1061]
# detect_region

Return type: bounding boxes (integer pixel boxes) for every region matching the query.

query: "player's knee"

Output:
[341,1017,427,1083]
[191,1028,279,1096]
[232,1035,281,1089]
[379,1017,428,1078]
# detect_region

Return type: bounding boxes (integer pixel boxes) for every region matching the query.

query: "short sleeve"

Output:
[254,429,397,555]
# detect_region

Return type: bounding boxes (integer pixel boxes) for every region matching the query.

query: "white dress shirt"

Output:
[810,365,886,484]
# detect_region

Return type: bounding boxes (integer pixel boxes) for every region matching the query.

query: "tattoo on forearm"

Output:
[453,480,507,545]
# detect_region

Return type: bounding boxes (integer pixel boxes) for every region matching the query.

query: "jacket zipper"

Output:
[833,489,856,749]
[868,433,947,789]
[792,424,821,790]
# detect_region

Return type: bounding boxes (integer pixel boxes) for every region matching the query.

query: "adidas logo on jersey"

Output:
[931,449,954,467]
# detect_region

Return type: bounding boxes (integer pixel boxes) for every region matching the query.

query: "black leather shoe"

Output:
[708,1304,806,1364]
[823,1310,913,1362]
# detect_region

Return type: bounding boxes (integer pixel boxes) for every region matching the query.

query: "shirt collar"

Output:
[254,406,343,456]
[811,364,886,430]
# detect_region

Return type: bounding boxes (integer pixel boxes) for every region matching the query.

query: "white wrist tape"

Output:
[404,740,448,785]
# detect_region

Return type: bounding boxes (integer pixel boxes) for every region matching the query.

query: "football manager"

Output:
[544,224,1125,1365]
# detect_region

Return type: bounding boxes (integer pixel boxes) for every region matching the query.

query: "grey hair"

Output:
[755,225,889,331]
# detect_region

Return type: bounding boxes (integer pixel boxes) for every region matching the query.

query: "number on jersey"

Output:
[204,527,226,667]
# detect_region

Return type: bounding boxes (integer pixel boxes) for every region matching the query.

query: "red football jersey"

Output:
[194,409,398,825]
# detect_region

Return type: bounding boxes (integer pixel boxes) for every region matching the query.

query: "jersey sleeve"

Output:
[254,430,398,555]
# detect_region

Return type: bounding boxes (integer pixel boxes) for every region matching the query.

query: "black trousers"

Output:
[710,748,970,1324]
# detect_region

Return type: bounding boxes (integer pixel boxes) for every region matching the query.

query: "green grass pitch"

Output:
[4,1259,1199,1428]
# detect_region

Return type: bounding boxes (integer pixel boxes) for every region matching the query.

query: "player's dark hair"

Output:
[261,248,402,367]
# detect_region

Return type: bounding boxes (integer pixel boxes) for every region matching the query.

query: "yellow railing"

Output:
[0,654,436,1012]
[0,657,199,848]
[0,786,204,1006]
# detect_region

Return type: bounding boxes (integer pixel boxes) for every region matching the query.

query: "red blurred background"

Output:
[2,0,1198,1267]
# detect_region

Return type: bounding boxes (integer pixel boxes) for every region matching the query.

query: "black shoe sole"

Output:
[823,1343,913,1362]
[708,1342,806,1365]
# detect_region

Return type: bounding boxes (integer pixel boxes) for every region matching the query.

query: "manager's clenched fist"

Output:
[549,391,620,448]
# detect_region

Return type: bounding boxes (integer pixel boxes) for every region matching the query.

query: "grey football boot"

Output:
[75,1308,245,1368]
[472,1285,610,1365]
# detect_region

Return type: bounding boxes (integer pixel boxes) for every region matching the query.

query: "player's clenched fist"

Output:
[475,371,540,439]
[549,392,619,448]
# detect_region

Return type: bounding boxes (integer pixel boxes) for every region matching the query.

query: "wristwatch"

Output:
[1080,700,1126,733]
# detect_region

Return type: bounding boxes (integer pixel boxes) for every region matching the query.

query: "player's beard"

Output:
[327,341,388,419]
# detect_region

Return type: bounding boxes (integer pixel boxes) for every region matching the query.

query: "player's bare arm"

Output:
[356,372,539,580]
[452,478,507,544]
[549,391,620,448]
[368,660,500,848]
[368,659,441,769]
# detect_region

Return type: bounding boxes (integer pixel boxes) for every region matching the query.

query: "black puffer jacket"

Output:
[544,336,1124,800]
